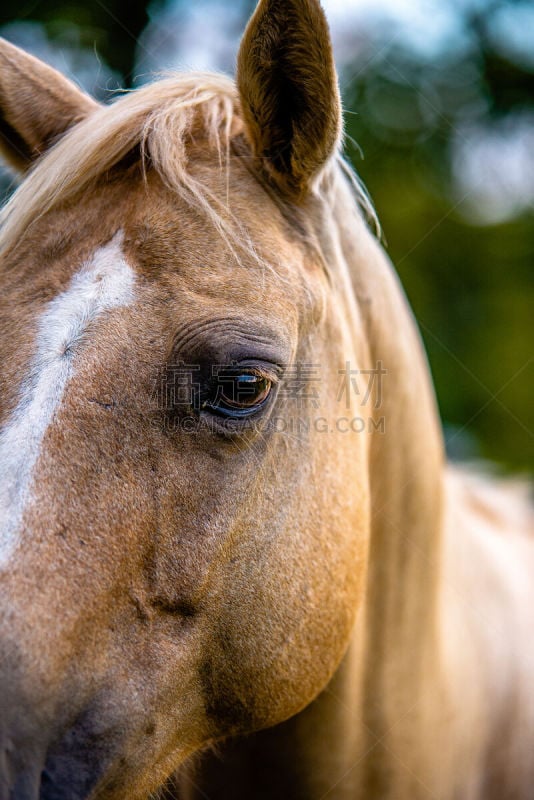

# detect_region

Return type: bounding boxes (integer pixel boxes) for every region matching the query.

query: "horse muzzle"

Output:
[0,700,115,800]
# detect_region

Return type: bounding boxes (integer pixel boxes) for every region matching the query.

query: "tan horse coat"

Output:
[0,2,532,798]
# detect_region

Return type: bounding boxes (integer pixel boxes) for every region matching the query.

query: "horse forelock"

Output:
[0,71,377,265]
[0,74,235,257]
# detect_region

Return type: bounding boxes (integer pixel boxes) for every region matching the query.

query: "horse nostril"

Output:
[39,752,103,800]
[0,763,42,800]
[39,706,118,800]
[39,764,87,800]
[0,730,43,800]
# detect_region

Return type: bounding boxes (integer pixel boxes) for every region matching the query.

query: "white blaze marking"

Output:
[0,232,135,562]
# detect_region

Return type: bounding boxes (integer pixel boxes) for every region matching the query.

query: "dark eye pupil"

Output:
[221,375,270,408]
[201,370,273,418]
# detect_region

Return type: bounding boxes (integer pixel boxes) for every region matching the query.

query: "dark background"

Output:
[0,0,532,471]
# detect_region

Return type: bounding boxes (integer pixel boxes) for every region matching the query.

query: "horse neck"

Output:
[324,174,534,797]
[324,169,450,793]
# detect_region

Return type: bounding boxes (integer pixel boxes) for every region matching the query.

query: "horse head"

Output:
[0,2,384,797]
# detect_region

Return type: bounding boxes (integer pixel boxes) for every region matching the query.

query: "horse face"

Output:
[0,3,370,797]
[0,155,369,800]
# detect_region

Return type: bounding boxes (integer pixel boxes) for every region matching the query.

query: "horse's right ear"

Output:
[0,38,99,173]
[237,0,342,202]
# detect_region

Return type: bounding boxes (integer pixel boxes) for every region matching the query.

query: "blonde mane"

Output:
[0,72,377,259]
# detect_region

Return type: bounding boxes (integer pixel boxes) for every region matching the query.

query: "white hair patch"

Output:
[0,231,135,562]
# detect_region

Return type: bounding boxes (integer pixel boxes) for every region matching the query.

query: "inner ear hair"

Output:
[237,0,342,201]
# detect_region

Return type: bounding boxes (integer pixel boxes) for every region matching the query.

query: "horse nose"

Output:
[0,571,113,799]
[0,757,96,800]
[0,634,50,799]
[0,690,60,800]
[38,710,113,800]
[0,648,104,800]
[0,769,42,800]
[0,706,108,800]
[0,718,43,800]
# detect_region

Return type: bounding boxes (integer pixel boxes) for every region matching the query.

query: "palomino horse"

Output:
[0,1,532,798]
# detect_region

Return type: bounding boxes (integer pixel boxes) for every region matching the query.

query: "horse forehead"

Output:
[0,231,136,563]
[45,230,135,321]
[124,165,312,290]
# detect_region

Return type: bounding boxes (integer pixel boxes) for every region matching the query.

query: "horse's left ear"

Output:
[0,37,99,173]
[237,0,342,201]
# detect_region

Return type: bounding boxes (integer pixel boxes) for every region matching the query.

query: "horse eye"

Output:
[205,371,273,418]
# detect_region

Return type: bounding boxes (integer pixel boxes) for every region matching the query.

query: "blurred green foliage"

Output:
[0,0,147,82]
[0,0,532,470]
[342,5,534,471]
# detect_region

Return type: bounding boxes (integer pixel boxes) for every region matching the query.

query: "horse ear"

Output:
[0,38,99,173]
[236,0,342,201]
